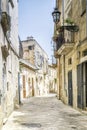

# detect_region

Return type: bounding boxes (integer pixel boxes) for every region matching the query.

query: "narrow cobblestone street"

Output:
[2,96,87,130]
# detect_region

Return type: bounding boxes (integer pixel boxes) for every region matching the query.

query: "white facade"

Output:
[0,0,19,128]
[22,37,49,96]
[20,59,36,99]
[48,65,57,93]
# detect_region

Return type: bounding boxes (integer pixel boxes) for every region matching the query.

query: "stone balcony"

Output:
[53,24,79,58]
[57,41,74,55]
[53,35,74,57]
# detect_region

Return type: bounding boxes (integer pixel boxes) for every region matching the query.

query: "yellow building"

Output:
[52,0,87,110]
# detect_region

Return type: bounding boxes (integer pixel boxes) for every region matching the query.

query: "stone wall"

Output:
[55,0,87,110]
[0,0,19,128]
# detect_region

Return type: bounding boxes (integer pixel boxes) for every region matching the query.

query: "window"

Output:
[28,45,34,50]
[83,50,87,56]
[68,58,72,65]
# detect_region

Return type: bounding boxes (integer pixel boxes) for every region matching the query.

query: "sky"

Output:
[18,0,55,63]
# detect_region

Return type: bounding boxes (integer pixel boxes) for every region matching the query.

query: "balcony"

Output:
[1,12,11,33]
[53,33,74,57]
[57,41,74,55]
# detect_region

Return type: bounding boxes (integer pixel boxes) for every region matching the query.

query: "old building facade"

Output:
[48,64,57,94]
[0,0,19,128]
[21,37,49,97]
[20,59,36,99]
[53,0,87,110]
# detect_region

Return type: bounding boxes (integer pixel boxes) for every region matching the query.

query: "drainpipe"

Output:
[58,58,61,99]
[63,55,66,90]
[18,72,21,104]
[62,0,66,97]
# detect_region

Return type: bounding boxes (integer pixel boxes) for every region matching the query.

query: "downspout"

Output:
[63,55,66,92]
[57,58,60,99]
[55,0,60,99]
[18,72,21,104]
[62,0,66,98]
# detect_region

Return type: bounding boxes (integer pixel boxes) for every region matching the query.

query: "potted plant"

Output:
[64,18,79,32]
[64,18,74,25]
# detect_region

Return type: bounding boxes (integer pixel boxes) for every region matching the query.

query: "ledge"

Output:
[60,25,79,32]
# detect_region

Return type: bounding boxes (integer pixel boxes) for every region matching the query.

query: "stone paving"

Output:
[2,96,87,130]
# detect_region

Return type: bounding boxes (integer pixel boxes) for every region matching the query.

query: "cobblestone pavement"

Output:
[2,96,87,130]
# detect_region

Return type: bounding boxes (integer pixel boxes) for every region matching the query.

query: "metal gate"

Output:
[77,63,87,109]
[77,64,84,109]
[68,70,73,106]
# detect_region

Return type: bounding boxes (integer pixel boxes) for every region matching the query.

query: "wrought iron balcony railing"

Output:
[56,37,74,50]
[53,33,74,57]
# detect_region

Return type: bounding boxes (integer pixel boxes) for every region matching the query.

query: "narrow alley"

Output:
[2,96,87,130]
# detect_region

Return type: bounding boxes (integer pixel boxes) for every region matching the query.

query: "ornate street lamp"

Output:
[52,8,61,24]
[52,0,61,24]
[52,0,61,42]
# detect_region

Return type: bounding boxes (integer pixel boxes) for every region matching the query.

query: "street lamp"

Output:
[52,0,61,24]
